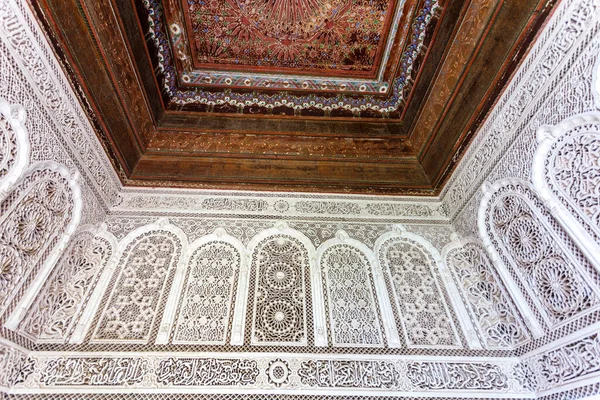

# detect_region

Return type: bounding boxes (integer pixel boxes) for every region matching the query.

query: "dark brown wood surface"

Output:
[32,0,556,194]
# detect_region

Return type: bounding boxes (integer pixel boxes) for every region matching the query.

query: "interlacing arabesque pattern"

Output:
[445,241,530,348]
[0,343,34,389]
[378,237,460,347]
[251,235,308,345]
[485,183,600,327]
[0,167,74,312]
[538,118,600,243]
[173,241,240,344]
[17,231,113,343]
[321,244,383,347]
[92,231,182,343]
[515,332,600,392]
[0,113,16,181]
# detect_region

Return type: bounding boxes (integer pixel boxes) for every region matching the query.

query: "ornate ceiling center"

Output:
[187,0,393,76]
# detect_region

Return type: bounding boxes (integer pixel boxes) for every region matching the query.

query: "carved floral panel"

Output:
[320,244,384,347]
[0,113,17,181]
[173,241,240,344]
[0,167,74,312]
[18,231,113,343]
[445,241,530,348]
[93,231,181,343]
[378,237,460,347]
[484,182,600,327]
[250,235,309,345]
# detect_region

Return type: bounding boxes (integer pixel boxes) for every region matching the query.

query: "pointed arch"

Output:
[478,178,600,332]
[374,226,464,349]
[14,224,117,343]
[156,228,246,345]
[91,219,187,344]
[0,161,81,319]
[317,230,398,348]
[442,235,531,349]
[0,99,29,201]
[246,222,320,346]
[532,112,600,273]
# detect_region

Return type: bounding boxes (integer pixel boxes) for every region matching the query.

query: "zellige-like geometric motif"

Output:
[321,244,384,347]
[250,235,308,346]
[173,241,240,344]
[93,231,181,343]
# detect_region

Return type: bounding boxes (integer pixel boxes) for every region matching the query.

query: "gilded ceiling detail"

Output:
[187,0,392,74]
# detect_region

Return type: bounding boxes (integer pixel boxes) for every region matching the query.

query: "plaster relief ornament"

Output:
[250,231,310,346]
[93,225,183,343]
[479,179,600,329]
[377,235,461,347]
[18,229,114,343]
[320,243,384,347]
[0,162,80,314]
[173,241,241,344]
[533,112,600,271]
[0,99,29,200]
[443,238,530,349]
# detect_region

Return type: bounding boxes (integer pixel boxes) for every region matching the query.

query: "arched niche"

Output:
[90,218,187,344]
[374,226,467,349]
[246,222,321,347]
[532,112,600,273]
[442,235,530,349]
[0,99,30,201]
[478,178,600,332]
[155,227,246,345]
[14,224,117,343]
[317,230,399,348]
[0,161,81,320]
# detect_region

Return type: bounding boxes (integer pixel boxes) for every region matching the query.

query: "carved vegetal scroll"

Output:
[533,112,600,271]
[0,162,80,315]
[443,237,530,349]
[479,179,600,330]
[318,231,387,347]
[172,238,242,344]
[17,227,115,343]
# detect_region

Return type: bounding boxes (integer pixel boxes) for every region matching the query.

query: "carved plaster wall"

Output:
[0,0,600,398]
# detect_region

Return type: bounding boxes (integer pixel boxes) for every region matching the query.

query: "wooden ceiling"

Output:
[33,0,556,194]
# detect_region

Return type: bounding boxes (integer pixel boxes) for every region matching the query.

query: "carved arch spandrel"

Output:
[478,178,600,332]
[90,218,186,344]
[14,224,117,344]
[155,227,246,345]
[375,226,467,349]
[533,112,600,273]
[0,99,29,201]
[442,236,531,349]
[246,222,319,347]
[317,230,396,348]
[0,161,82,322]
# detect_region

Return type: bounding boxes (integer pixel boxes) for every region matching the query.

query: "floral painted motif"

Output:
[188,0,391,72]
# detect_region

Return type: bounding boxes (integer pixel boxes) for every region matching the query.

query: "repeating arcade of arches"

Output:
[1,98,600,351]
